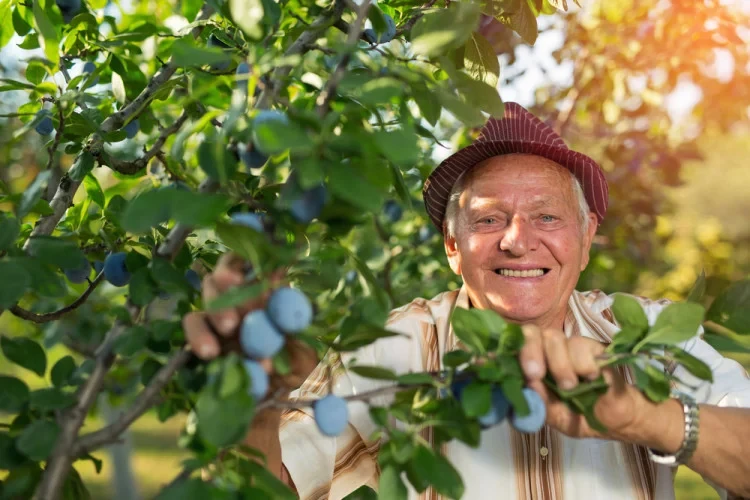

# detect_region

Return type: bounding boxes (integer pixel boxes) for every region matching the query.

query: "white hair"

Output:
[443,164,591,239]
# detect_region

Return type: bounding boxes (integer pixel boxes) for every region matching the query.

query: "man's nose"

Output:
[498,216,534,256]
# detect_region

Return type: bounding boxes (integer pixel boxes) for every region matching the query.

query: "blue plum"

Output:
[231,212,264,232]
[418,225,432,243]
[103,252,131,287]
[251,110,289,155]
[123,119,139,139]
[243,359,269,400]
[93,260,104,275]
[236,62,250,91]
[82,61,98,84]
[266,287,313,335]
[239,144,269,170]
[240,310,285,359]
[510,388,547,434]
[383,200,403,222]
[35,111,54,136]
[313,394,349,437]
[185,269,202,292]
[363,15,396,44]
[289,184,327,224]
[56,0,81,22]
[64,258,91,284]
[207,35,231,72]
[477,386,511,429]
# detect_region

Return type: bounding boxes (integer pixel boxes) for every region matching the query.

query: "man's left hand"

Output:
[518,324,649,441]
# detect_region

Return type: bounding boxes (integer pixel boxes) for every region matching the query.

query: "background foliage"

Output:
[0,0,749,498]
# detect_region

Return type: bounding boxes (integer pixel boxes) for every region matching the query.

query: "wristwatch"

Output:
[647,391,700,466]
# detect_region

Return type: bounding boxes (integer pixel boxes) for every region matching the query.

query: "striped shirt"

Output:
[279,287,750,500]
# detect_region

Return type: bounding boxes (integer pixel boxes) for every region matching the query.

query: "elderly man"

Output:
[184,103,750,499]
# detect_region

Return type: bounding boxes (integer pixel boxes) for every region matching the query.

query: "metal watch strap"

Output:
[648,392,700,467]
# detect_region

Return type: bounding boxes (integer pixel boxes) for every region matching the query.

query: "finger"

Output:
[542,329,578,391]
[520,324,545,381]
[236,268,290,318]
[183,312,221,359]
[568,336,604,381]
[203,273,243,335]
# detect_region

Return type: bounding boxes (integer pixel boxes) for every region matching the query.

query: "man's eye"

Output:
[540,215,557,223]
[480,217,496,224]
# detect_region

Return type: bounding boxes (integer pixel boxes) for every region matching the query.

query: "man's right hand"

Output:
[182,253,319,396]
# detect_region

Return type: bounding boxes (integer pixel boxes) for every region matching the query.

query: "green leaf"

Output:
[372,128,421,166]
[669,349,713,382]
[702,333,750,353]
[215,221,267,274]
[607,325,646,354]
[411,85,441,127]
[196,387,255,448]
[409,446,464,499]
[349,365,398,381]
[0,2,14,48]
[328,163,384,213]
[240,458,296,499]
[121,188,230,233]
[171,38,232,67]
[68,151,96,182]
[500,376,529,416]
[82,174,105,208]
[464,33,500,87]
[252,116,314,156]
[0,432,28,470]
[450,308,491,353]
[26,236,87,269]
[17,170,52,218]
[437,89,487,127]
[397,372,436,385]
[336,325,404,352]
[229,0,264,40]
[15,419,60,461]
[686,270,706,304]
[0,375,30,412]
[442,349,472,368]
[611,294,650,334]
[345,486,378,500]
[1,463,42,498]
[14,257,65,298]
[378,465,408,500]
[113,326,149,357]
[0,213,20,251]
[205,282,267,312]
[411,2,481,58]
[33,0,60,65]
[51,356,77,387]
[634,302,705,351]
[196,136,238,184]
[181,0,203,20]
[62,466,92,500]
[1,336,47,377]
[499,323,524,354]
[154,478,218,500]
[497,0,538,44]
[460,381,492,417]
[706,279,750,335]
[0,260,31,307]
[29,388,76,411]
[455,74,505,117]
[632,363,671,403]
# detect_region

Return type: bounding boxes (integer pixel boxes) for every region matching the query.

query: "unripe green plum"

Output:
[240,310,285,359]
[266,287,313,334]
[313,394,349,437]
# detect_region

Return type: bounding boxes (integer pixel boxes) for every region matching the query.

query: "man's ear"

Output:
[444,225,462,276]
[580,212,598,271]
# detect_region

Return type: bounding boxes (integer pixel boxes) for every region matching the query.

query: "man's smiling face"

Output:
[444,154,598,330]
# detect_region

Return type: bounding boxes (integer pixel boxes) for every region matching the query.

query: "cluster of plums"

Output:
[451,377,546,434]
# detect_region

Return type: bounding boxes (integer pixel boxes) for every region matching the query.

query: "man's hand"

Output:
[518,324,649,440]
[182,253,319,395]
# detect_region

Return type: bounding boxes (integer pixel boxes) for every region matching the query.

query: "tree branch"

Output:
[9,273,104,324]
[73,349,194,455]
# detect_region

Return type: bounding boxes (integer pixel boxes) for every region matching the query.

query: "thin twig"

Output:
[9,273,104,324]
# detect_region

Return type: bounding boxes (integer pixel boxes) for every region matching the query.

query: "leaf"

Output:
[215,221,267,274]
[706,279,750,335]
[15,420,60,461]
[0,432,28,470]
[450,308,491,353]
[336,325,404,352]
[497,0,538,45]
[546,0,570,10]
[669,349,713,382]
[68,151,96,182]
[229,0,264,40]
[702,333,750,353]
[328,163,384,212]
[634,302,705,351]
[611,294,649,333]
[460,381,492,417]
[455,74,505,117]
[686,270,706,304]
[0,375,30,412]
[410,2,481,57]
[33,0,59,65]
[411,85,441,127]
[17,170,52,218]
[27,236,87,269]
[0,213,20,251]
[437,89,487,127]
[464,33,500,87]
[349,365,398,381]
[196,388,255,448]
[121,188,230,233]
[0,260,31,307]
[113,326,149,357]
[1,336,47,377]
[372,128,421,166]
[51,356,77,387]
[378,465,408,500]
[632,364,671,403]
[397,372,436,385]
[29,388,76,411]
[409,446,464,499]
[171,38,233,67]
[442,349,472,367]
[154,478,217,500]
[607,325,646,354]
[500,376,529,416]
[240,458,296,499]
[205,282,267,312]
[181,0,203,20]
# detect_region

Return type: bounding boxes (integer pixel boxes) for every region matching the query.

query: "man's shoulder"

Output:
[387,289,461,327]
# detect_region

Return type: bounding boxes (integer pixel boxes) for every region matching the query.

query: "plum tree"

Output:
[102,252,131,287]
[240,310,285,359]
[243,359,269,400]
[266,287,313,334]
[313,394,349,437]
[510,388,547,434]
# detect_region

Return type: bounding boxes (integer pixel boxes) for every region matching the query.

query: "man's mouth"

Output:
[493,268,550,278]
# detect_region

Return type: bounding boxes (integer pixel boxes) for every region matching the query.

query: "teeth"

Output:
[497,268,545,278]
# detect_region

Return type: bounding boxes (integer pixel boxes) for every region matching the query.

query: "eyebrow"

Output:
[468,196,560,213]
